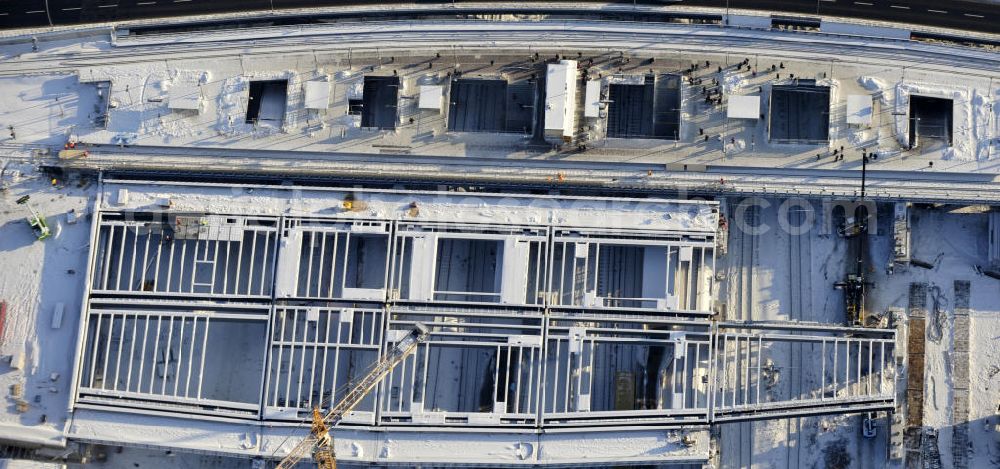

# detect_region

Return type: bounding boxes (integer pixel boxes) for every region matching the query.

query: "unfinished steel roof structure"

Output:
[66,181,896,466]
[0,2,997,469]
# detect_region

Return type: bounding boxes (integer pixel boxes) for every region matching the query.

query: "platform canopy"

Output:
[168,82,201,111]
[304,81,331,110]
[727,95,760,119]
[846,94,873,125]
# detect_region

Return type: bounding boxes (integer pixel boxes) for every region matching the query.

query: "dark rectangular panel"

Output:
[769,84,831,143]
[448,79,508,132]
[361,76,400,130]
[607,80,655,138]
[908,95,953,145]
[653,74,682,141]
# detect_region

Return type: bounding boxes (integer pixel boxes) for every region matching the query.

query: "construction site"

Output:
[0,2,997,468]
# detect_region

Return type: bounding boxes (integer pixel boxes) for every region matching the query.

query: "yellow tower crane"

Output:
[275,323,430,469]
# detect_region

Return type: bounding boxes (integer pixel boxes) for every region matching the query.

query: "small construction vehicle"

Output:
[834,273,870,325]
[16,195,51,241]
[837,216,867,238]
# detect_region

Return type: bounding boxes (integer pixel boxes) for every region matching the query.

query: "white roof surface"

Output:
[168,82,201,110]
[846,94,873,125]
[418,85,443,110]
[584,80,601,118]
[544,60,577,137]
[304,81,330,110]
[727,95,760,119]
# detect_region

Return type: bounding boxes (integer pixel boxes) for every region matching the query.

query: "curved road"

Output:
[0,1,996,34]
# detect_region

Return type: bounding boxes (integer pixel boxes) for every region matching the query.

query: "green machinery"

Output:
[16,195,51,241]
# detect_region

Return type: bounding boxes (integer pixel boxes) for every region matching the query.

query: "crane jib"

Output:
[275,323,430,469]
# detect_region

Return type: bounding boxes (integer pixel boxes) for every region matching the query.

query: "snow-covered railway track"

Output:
[785,206,811,469]
[0,20,998,78]
[727,200,759,469]
[44,146,1000,206]
[95,29,1000,75]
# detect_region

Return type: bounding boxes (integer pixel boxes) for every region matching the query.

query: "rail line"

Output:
[785,206,811,469]
[739,203,759,469]
[1,19,999,78]
[39,145,1000,206]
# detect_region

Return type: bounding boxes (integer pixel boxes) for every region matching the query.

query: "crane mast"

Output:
[275,323,430,469]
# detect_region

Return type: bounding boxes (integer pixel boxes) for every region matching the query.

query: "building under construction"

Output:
[0,3,998,468]
[64,180,898,466]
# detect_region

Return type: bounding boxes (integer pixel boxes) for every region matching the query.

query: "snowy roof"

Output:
[168,82,201,111]
[100,181,720,233]
[304,81,330,110]
[544,60,577,137]
[846,94,873,125]
[418,85,443,110]
[584,80,601,118]
[726,95,760,119]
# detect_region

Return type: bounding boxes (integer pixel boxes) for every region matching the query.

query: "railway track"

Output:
[785,205,811,469]
[36,145,1000,207]
[2,18,999,78]
[723,199,760,468]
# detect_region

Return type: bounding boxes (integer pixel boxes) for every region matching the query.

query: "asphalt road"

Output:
[698,0,998,34]
[0,0,995,34]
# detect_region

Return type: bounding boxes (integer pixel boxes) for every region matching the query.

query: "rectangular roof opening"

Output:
[909,95,953,147]
[448,79,507,132]
[361,75,400,130]
[246,79,288,127]
[606,74,681,140]
[447,77,536,133]
[768,83,831,143]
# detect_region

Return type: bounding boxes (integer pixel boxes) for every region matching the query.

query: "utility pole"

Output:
[43,0,53,27]
[861,153,868,199]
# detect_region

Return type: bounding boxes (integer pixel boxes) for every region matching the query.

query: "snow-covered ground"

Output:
[0,160,93,448]
[0,8,996,469]
[714,198,1000,469]
[2,162,991,468]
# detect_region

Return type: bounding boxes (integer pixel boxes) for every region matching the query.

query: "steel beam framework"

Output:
[72,194,895,432]
[76,300,269,418]
[91,212,278,298]
[710,322,896,422]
